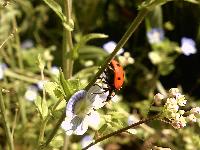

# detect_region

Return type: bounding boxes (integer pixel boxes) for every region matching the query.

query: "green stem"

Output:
[13,17,24,70]
[18,96,27,125]
[62,0,73,149]
[0,32,14,66]
[85,8,149,91]
[156,80,167,96]
[62,0,74,79]
[0,90,15,150]
[40,109,66,149]
[41,0,170,148]
[41,7,150,149]
[38,119,48,145]
[11,108,18,137]
[4,69,40,84]
[82,115,159,150]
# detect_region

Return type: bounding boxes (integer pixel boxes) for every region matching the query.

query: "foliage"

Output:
[0,0,200,150]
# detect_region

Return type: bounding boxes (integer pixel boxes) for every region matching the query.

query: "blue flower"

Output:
[81,135,103,150]
[0,63,7,80]
[181,37,197,56]
[103,41,124,55]
[147,28,164,44]
[61,86,108,135]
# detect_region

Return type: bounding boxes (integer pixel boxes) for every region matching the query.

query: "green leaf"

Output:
[81,33,108,43]
[73,66,98,79]
[50,135,64,148]
[184,0,200,4]
[72,33,108,59]
[34,96,48,119]
[44,81,63,99]
[59,70,81,97]
[68,79,81,93]
[42,0,73,31]
[79,46,108,59]
[98,124,108,135]
[59,70,71,98]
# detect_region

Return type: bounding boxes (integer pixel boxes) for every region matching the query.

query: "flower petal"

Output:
[66,90,87,118]
[73,116,89,135]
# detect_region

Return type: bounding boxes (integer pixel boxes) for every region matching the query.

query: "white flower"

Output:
[24,86,38,101]
[190,107,200,114]
[171,116,187,129]
[154,93,165,101]
[128,115,137,125]
[37,80,48,90]
[87,85,109,110]
[103,41,124,55]
[118,52,135,66]
[147,28,164,44]
[168,88,180,97]
[181,37,197,56]
[0,63,7,80]
[127,115,137,134]
[87,111,101,130]
[61,86,108,135]
[21,39,34,49]
[50,66,59,76]
[187,114,197,122]
[81,135,103,150]
[148,51,162,64]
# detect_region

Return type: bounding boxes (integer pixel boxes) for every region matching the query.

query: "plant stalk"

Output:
[85,8,149,91]
[62,0,74,149]
[82,115,159,150]
[0,90,15,150]
[62,0,74,79]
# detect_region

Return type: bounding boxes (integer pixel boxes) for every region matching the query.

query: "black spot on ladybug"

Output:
[118,77,121,80]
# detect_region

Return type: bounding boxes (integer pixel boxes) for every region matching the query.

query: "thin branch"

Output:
[85,8,149,91]
[0,90,15,150]
[82,115,159,150]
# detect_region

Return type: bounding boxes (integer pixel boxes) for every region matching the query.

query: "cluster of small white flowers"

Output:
[162,88,187,129]
[118,52,135,67]
[154,93,165,105]
[187,107,200,123]
[156,88,200,129]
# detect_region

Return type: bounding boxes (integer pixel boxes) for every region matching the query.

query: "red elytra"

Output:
[110,59,125,90]
[98,59,125,101]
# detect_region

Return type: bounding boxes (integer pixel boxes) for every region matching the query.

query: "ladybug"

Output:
[102,59,125,101]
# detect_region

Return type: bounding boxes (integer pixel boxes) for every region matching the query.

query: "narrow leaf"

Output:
[34,96,48,119]
[42,0,73,31]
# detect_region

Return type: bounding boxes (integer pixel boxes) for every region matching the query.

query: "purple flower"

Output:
[61,86,108,135]
[147,28,164,44]
[181,37,197,56]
